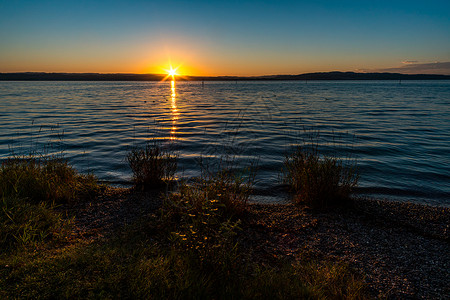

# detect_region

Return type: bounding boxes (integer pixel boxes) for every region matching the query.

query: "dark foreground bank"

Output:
[48,187,450,299]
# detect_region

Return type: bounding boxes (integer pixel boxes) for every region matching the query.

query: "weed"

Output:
[160,157,256,289]
[163,181,243,275]
[127,141,177,189]
[0,215,368,299]
[196,153,256,216]
[283,131,358,209]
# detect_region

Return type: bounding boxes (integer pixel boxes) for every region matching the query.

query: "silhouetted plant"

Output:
[283,132,358,209]
[127,141,177,189]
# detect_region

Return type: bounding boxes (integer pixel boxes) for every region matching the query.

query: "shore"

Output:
[241,201,449,299]
[63,187,449,299]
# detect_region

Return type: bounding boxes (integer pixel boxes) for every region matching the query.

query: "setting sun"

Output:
[166,66,178,77]
[161,64,182,81]
[168,68,177,76]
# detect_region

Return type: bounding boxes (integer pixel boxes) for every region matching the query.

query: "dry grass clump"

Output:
[283,138,358,209]
[127,141,177,189]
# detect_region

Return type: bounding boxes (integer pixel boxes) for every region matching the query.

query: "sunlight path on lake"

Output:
[170,80,179,140]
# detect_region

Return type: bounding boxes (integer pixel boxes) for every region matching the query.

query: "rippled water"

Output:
[0,80,449,206]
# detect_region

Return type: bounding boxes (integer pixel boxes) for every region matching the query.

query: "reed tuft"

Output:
[283,134,358,209]
[127,141,177,189]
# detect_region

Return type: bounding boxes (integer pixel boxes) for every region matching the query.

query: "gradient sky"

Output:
[1,0,449,75]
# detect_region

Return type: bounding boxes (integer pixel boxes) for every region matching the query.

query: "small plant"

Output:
[162,179,244,255]
[161,162,254,278]
[283,134,358,209]
[127,141,177,189]
[201,167,254,216]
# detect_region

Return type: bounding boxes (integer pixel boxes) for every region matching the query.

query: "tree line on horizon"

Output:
[0,71,449,81]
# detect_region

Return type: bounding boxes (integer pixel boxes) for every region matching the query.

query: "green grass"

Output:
[0,214,368,299]
[283,143,358,209]
[0,155,99,205]
[0,155,368,299]
[247,260,366,300]
[0,195,72,251]
[0,153,99,252]
[127,141,178,189]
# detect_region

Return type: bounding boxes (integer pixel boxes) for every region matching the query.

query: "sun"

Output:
[165,65,179,77]
[161,64,182,81]
[168,67,178,76]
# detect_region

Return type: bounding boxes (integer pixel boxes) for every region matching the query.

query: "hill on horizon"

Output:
[0,71,449,81]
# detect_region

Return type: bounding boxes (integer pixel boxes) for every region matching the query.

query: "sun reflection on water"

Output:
[170,80,179,140]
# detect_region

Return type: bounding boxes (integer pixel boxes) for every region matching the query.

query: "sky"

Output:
[1,0,449,76]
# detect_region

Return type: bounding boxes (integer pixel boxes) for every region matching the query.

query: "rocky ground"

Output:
[240,200,449,299]
[62,187,450,299]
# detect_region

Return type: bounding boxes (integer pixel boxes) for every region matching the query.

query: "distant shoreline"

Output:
[1,71,449,81]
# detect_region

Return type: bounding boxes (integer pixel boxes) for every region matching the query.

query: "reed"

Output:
[283,130,358,209]
[127,141,177,189]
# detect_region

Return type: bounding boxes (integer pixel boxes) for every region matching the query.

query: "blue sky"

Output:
[1,0,449,75]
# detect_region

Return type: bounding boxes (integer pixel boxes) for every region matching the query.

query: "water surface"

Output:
[0,80,449,206]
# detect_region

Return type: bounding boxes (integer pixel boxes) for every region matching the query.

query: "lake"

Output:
[0,80,449,206]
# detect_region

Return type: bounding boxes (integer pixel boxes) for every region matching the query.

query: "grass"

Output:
[162,182,245,283]
[0,195,72,251]
[0,213,368,299]
[0,152,99,252]
[247,260,366,299]
[283,132,359,209]
[0,155,99,205]
[164,168,253,220]
[159,155,256,285]
[0,149,368,298]
[127,141,178,189]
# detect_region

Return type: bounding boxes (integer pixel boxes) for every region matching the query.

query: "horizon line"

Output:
[1,70,450,77]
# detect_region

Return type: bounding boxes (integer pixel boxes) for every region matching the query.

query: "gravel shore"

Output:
[64,187,450,299]
[240,199,449,299]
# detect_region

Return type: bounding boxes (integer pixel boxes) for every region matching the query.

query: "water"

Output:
[0,80,449,206]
